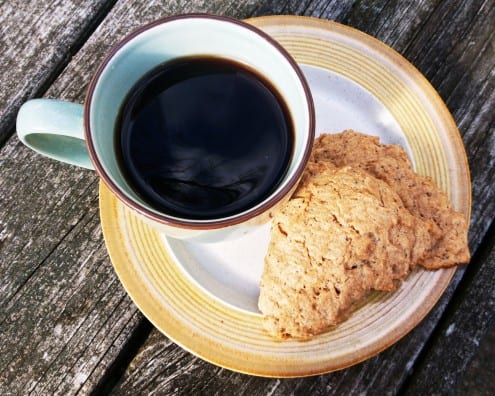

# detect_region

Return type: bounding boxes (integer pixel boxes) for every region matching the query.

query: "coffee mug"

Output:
[16,14,315,241]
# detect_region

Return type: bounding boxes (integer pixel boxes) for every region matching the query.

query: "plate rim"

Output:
[99,15,471,377]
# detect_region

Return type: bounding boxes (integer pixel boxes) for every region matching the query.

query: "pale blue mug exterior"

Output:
[17,99,92,169]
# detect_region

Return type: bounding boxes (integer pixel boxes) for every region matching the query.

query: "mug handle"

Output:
[16,98,94,170]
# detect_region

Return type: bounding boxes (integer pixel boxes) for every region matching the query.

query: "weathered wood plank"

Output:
[0,0,116,146]
[0,138,145,394]
[0,0,326,394]
[1,0,493,395]
[458,307,495,394]
[404,224,495,394]
[252,0,355,19]
[110,0,495,394]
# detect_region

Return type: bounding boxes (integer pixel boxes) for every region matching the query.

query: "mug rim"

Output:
[84,13,315,230]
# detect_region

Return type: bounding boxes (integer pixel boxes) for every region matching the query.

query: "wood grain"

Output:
[0,0,493,394]
[0,0,328,394]
[0,139,143,394]
[0,0,116,147]
[404,221,495,394]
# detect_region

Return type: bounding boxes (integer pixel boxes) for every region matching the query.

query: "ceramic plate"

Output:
[99,16,471,377]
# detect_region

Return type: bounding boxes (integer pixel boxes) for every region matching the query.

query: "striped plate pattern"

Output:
[99,16,471,377]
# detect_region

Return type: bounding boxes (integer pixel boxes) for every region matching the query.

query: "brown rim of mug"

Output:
[84,13,315,230]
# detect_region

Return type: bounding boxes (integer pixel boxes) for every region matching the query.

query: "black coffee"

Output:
[116,56,293,220]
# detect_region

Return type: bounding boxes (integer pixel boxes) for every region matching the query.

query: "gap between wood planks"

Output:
[0,0,119,149]
[90,318,153,395]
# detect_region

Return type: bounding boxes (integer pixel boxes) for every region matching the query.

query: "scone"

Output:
[258,130,470,339]
[312,131,470,268]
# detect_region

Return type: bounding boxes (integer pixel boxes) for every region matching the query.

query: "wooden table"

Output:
[1,1,493,394]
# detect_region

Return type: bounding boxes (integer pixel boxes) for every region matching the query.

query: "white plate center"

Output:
[164,64,409,313]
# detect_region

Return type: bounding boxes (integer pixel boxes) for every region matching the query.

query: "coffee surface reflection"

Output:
[116,56,293,220]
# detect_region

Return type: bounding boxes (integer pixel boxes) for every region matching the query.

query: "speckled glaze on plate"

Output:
[99,16,471,377]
